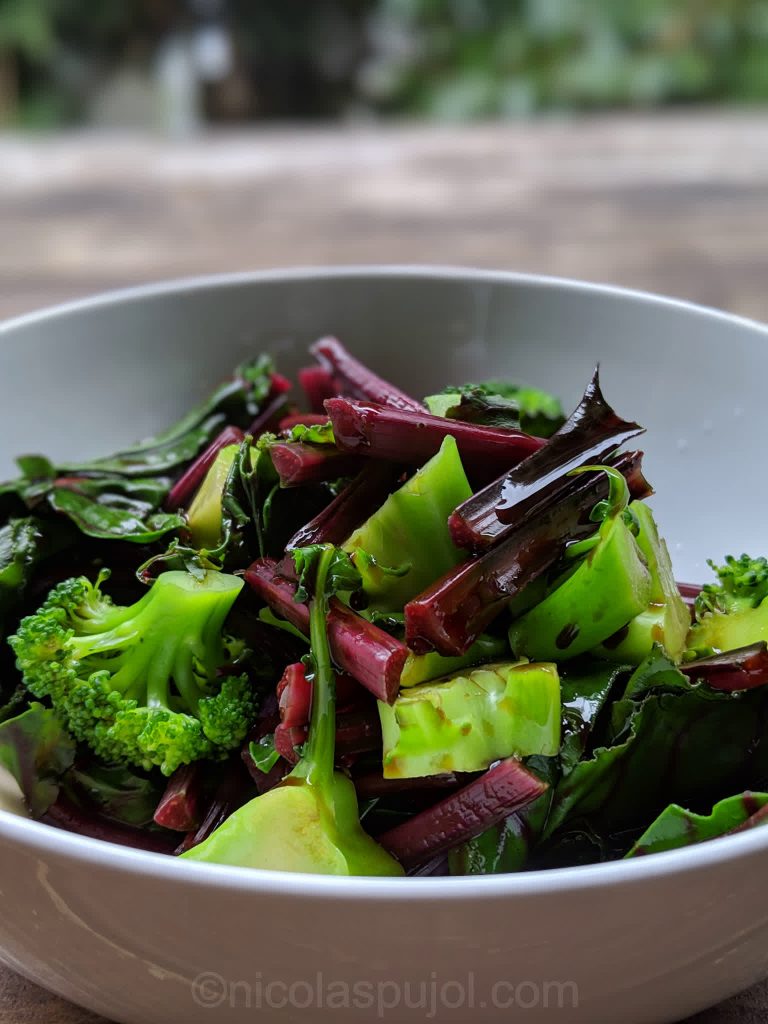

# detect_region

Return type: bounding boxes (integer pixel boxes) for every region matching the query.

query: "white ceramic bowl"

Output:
[1,268,767,1024]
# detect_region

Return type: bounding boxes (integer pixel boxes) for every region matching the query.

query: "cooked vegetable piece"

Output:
[183,545,403,875]
[596,500,689,664]
[342,436,471,612]
[626,791,768,857]
[9,570,254,776]
[186,443,240,549]
[326,397,543,480]
[379,661,560,779]
[165,426,245,511]
[311,336,423,412]
[285,463,401,554]
[269,441,363,487]
[681,642,768,692]
[399,633,507,688]
[449,369,644,551]
[377,757,548,869]
[425,379,565,438]
[245,558,407,702]
[687,555,768,655]
[405,464,631,657]
[508,470,652,662]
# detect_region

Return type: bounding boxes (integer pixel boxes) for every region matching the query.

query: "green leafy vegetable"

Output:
[625,791,768,858]
[0,702,76,816]
[287,421,335,446]
[64,761,164,827]
[545,653,768,839]
[48,487,183,544]
[425,380,565,438]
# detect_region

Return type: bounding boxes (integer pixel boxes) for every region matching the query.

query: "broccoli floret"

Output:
[695,555,768,616]
[8,569,255,775]
[687,555,768,656]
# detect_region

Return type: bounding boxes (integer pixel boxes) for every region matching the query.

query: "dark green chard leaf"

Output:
[15,455,55,481]
[546,658,768,839]
[0,519,48,612]
[625,791,768,858]
[0,702,76,816]
[560,661,629,773]
[48,488,183,544]
[220,440,279,561]
[0,517,72,623]
[425,381,565,438]
[54,356,276,478]
[64,761,164,827]
[56,412,229,478]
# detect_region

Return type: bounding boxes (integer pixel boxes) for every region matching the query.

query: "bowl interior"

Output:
[0,268,763,593]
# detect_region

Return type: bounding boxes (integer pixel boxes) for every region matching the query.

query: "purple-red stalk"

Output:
[245,559,408,702]
[310,336,423,411]
[681,642,768,692]
[247,392,290,438]
[405,467,623,655]
[495,368,643,524]
[450,449,649,552]
[43,795,177,854]
[377,758,548,869]
[269,441,363,487]
[165,426,244,511]
[299,365,338,412]
[153,763,204,831]
[176,760,254,854]
[353,772,461,800]
[283,463,400,557]
[326,397,543,479]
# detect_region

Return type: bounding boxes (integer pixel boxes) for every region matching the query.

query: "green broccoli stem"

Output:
[292,545,336,793]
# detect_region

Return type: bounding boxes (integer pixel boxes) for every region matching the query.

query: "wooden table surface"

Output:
[2,111,768,1022]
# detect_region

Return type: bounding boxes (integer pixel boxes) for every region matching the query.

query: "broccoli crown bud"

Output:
[695,554,768,619]
[8,570,255,775]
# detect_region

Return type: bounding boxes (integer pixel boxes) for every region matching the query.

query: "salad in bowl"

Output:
[1,335,765,877]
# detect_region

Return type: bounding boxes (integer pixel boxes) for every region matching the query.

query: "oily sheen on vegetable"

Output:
[0,341,767,876]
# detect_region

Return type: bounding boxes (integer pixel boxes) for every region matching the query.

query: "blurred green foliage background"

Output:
[3,0,768,127]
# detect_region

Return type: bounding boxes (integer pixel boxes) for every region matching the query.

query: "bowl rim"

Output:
[2,263,768,899]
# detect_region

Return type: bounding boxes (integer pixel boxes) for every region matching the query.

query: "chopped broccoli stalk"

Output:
[508,468,652,661]
[184,545,403,875]
[379,661,561,779]
[9,570,254,776]
[399,633,507,688]
[186,443,240,549]
[342,435,472,612]
[596,501,689,663]
[687,555,768,656]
